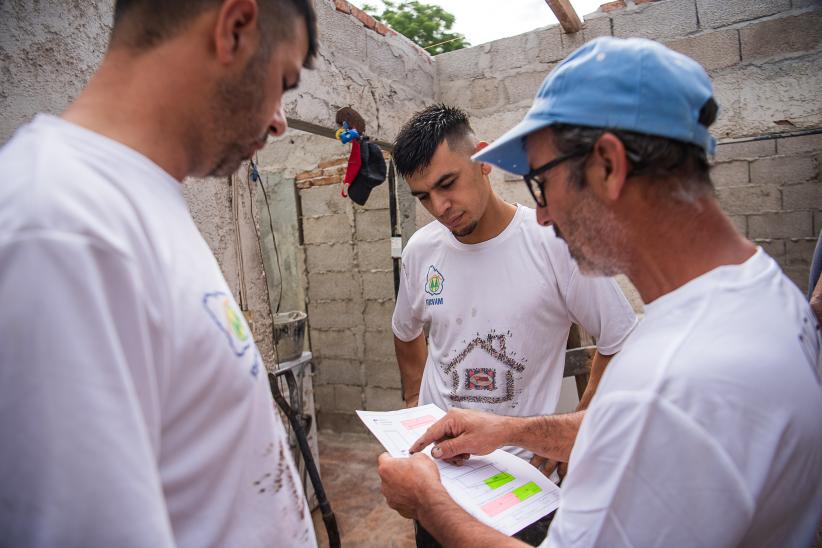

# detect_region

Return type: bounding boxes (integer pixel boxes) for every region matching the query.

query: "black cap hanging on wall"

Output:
[336,107,387,206]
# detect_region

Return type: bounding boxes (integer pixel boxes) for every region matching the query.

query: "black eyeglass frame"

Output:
[522,148,591,208]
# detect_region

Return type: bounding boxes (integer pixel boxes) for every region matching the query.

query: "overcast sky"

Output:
[348,0,606,47]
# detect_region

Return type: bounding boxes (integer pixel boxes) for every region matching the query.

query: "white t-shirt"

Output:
[392,205,637,450]
[0,115,316,547]
[546,248,822,547]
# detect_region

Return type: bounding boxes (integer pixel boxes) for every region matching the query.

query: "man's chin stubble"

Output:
[452,221,478,238]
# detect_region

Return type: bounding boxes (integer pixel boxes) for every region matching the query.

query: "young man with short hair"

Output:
[379,37,822,547]
[0,1,319,546]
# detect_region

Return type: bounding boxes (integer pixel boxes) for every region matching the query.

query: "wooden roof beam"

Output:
[545,0,583,33]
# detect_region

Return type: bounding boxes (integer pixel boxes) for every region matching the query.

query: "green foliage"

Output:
[362,1,469,55]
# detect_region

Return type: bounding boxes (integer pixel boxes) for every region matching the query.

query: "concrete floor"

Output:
[311,431,416,548]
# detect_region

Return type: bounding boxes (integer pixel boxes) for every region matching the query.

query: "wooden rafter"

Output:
[545,0,583,33]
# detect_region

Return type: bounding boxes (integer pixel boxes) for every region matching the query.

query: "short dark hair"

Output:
[393,104,475,179]
[111,0,318,67]
[549,124,713,203]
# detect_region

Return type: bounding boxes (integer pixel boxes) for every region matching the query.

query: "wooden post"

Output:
[545,0,583,33]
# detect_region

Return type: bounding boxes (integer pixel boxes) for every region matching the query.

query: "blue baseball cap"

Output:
[473,36,717,175]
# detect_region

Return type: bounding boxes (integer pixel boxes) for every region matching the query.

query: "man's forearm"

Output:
[417,484,528,548]
[507,412,584,463]
[395,334,427,403]
[577,351,613,411]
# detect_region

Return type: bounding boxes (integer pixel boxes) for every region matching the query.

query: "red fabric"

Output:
[343,139,362,184]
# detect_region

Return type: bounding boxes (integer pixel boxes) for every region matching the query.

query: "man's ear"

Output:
[213,0,258,65]
[474,141,492,176]
[586,132,629,202]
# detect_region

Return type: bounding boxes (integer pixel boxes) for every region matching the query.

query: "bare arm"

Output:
[576,351,614,411]
[811,274,822,328]
[394,334,427,407]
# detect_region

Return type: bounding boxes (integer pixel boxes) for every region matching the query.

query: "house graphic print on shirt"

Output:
[442,331,525,405]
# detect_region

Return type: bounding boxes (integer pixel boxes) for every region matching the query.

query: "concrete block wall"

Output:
[436,0,822,293]
[714,132,822,289]
[296,158,403,433]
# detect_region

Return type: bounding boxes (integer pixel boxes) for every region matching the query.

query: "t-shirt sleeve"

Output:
[392,249,424,342]
[0,233,175,547]
[562,258,638,355]
[545,393,753,547]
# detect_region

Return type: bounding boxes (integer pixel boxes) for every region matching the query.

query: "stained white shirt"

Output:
[393,205,637,459]
[0,115,316,547]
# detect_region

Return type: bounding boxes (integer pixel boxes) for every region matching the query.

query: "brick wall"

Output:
[297,156,403,432]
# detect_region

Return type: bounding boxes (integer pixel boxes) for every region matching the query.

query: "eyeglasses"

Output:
[522,149,591,208]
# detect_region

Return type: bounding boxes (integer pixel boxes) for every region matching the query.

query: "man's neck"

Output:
[623,197,757,304]
[455,193,517,245]
[61,47,199,181]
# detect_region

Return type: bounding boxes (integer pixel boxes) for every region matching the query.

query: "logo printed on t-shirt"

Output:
[425,265,445,306]
[465,368,496,390]
[203,291,260,377]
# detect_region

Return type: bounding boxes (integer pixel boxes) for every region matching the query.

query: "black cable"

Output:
[248,155,284,316]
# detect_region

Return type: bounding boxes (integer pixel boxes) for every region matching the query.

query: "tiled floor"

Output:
[311,431,416,548]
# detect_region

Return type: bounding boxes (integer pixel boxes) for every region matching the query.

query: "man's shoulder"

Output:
[402,220,448,257]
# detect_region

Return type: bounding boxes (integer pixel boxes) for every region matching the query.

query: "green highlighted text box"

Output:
[512,481,542,501]
[484,472,515,490]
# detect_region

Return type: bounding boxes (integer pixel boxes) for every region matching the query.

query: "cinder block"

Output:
[782,183,822,210]
[300,185,351,217]
[365,299,395,331]
[750,156,816,185]
[715,139,776,162]
[728,214,747,236]
[748,210,813,239]
[665,29,740,71]
[308,300,361,330]
[815,209,822,233]
[366,360,403,389]
[780,267,808,290]
[362,271,395,300]
[504,70,549,105]
[355,209,391,241]
[308,271,361,301]
[754,238,786,262]
[469,78,503,111]
[364,329,396,361]
[303,214,351,245]
[710,160,749,187]
[317,411,367,434]
[436,45,486,82]
[305,242,354,273]
[315,358,363,386]
[357,239,393,271]
[334,384,363,412]
[310,328,361,359]
[716,185,781,214]
[612,0,698,40]
[786,237,819,267]
[740,11,822,61]
[490,32,536,72]
[314,384,335,413]
[365,386,404,411]
[696,0,790,28]
[353,181,389,211]
[535,26,564,64]
[777,133,822,155]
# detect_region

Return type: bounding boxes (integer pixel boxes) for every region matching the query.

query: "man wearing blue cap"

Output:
[378,37,822,547]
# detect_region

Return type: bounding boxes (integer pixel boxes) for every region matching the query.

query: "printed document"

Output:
[357,404,560,536]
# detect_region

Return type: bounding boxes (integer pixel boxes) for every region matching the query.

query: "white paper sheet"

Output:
[357,404,561,536]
